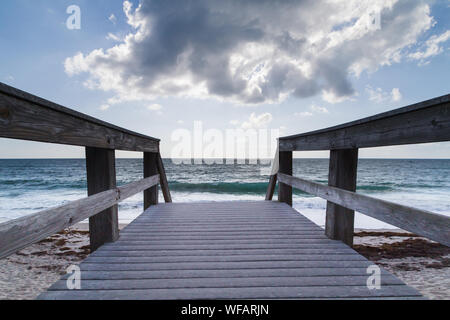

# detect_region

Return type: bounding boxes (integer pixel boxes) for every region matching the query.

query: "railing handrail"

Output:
[269,94,450,247]
[278,94,450,151]
[280,93,449,142]
[0,82,160,142]
[0,84,172,257]
[0,174,160,259]
[277,173,450,247]
[0,82,160,152]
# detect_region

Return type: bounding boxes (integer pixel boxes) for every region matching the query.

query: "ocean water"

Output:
[0,159,449,229]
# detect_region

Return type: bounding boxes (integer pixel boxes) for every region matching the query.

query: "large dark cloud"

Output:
[65,0,434,105]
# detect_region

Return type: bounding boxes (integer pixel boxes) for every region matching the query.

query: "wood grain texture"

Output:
[325,149,358,246]
[144,152,159,209]
[278,173,450,246]
[86,147,119,252]
[156,154,172,203]
[278,152,292,206]
[39,285,421,300]
[0,175,160,259]
[39,201,421,300]
[0,82,159,152]
[265,174,277,200]
[279,94,450,151]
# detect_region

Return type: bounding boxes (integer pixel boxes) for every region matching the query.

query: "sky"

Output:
[0,0,449,159]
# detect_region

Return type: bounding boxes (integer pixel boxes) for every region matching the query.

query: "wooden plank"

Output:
[38,285,421,300]
[265,174,277,200]
[90,248,355,257]
[156,154,172,203]
[48,275,403,291]
[112,239,335,246]
[0,175,159,259]
[57,267,396,280]
[143,152,159,210]
[100,239,348,248]
[38,201,421,300]
[78,260,375,271]
[121,223,321,228]
[123,220,320,225]
[120,226,324,232]
[0,82,159,152]
[0,189,117,259]
[278,151,293,206]
[86,147,119,252]
[83,254,366,264]
[119,231,325,236]
[117,235,327,241]
[118,175,160,200]
[325,149,358,246]
[278,173,450,246]
[279,94,450,151]
[97,244,351,252]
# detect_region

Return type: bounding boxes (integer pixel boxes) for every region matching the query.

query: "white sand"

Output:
[0,226,448,300]
[353,229,450,300]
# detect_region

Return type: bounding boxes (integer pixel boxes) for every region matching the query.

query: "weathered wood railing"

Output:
[0,82,172,259]
[266,94,450,247]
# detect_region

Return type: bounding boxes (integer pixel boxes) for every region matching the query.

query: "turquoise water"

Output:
[0,159,449,228]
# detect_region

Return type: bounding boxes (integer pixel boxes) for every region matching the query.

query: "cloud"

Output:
[65,0,435,105]
[240,113,273,129]
[100,104,111,111]
[108,14,117,24]
[295,111,313,117]
[310,104,329,114]
[147,104,163,112]
[106,33,122,42]
[366,85,402,102]
[409,30,450,64]
[295,104,328,117]
[391,88,402,101]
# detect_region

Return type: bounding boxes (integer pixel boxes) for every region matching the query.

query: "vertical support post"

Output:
[85,147,119,252]
[325,149,359,247]
[265,174,277,201]
[278,151,293,206]
[156,154,172,203]
[144,152,159,210]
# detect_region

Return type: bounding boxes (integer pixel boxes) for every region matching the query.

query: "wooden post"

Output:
[156,154,172,203]
[278,151,293,206]
[85,147,119,252]
[325,149,359,247]
[265,174,277,201]
[144,152,159,210]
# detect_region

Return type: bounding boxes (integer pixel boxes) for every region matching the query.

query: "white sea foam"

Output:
[0,159,449,230]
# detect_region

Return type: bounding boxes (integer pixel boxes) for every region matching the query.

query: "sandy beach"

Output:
[0,225,448,300]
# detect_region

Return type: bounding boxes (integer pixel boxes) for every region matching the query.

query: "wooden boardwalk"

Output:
[39,201,422,300]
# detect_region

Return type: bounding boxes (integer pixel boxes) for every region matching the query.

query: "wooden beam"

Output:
[277,173,450,247]
[0,175,160,259]
[144,153,159,209]
[278,152,293,206]
[86,147,119,252]
[325,149,358,246]
[156,154,172,203]
[279,94,450,151]
[0,82,159,152]
[265,174,277,201]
